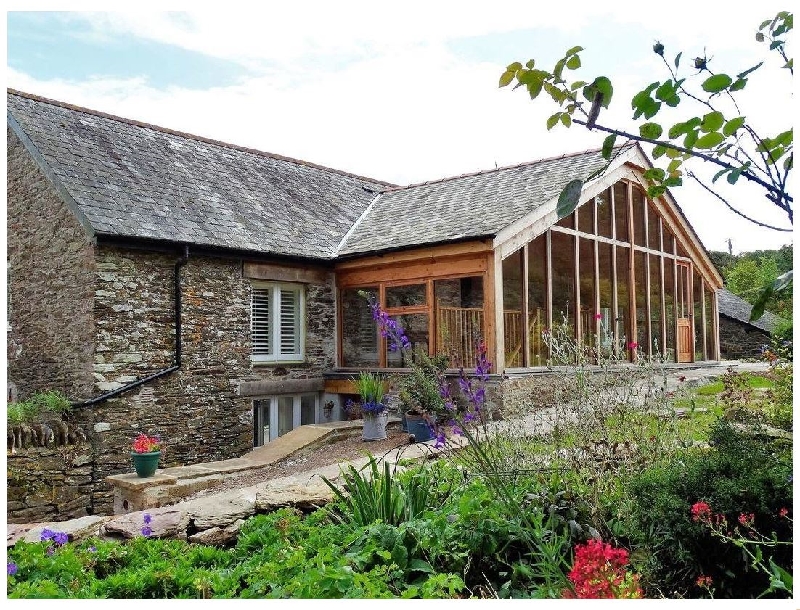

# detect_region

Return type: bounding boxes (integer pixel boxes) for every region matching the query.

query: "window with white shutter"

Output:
[251,283,305,362]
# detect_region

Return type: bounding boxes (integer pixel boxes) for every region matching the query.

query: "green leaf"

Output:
[499,71,515,87]
[737,62,763,79]
[592,76,613,108]
[601,134,617,159]
[546,113,561,130]
[506,61,523,72]
[755,32,765,42]
[525,59,535,69]
[700,111,724,133]
[409,559,435,574]
[557,179,583,218]
[774,129,793,146]
[565,45,584,56]
[668,121,690,139]
[655,80,674,101]
[695,132,725,149]
[652,144,667,159]
[561,113,572,127]
[726,166,744,184]
[643,167,666,182]
[684,130,699,149]
[729,78,747,92]
[674,52,682,68]
[663,176,682,188]
[702,74,733,93]
[570,80,587,91]
[666,159,682,173]
[527,80,543,99]
[554,58,566,80]
[566,55,581,70]
[722,117,746,136]
[640,122,663,139]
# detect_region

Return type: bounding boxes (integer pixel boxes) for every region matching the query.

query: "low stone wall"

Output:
[7,440,94,524]
[719,316,770,360]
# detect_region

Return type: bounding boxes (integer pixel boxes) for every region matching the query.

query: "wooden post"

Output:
[521,243,530,368]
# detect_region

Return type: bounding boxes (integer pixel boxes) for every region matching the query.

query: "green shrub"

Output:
[7,390,72,425]
[622,418,792,599]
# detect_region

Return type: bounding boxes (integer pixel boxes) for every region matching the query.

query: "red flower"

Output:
[566,539,642,599]
[594,313,602,320]
[627,341,639,350]
[779,507,789,518]
[738,513,755,527]
[696,575,713,588]
[691,501,712,523]
[132,433,161,454]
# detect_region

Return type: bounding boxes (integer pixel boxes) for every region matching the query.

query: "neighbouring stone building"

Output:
[7,89,725,522]
[717,288,784,360]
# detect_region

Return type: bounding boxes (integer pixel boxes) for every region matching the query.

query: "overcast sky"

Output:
[5,1,795,254]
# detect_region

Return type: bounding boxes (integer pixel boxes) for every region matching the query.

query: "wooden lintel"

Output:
[244,261,331,285]
[324,379,358,395]
[335,240,492,271]
[337,254,487,288]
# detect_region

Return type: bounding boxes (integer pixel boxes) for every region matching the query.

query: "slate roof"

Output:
[336,145,633,257]
[7,90,391,261]
[718,288,782,333]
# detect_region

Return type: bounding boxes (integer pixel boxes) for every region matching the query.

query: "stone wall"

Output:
[719,316,771,360]
[84,246,338,516]
[7,438,93,523]
[6,128,96,400]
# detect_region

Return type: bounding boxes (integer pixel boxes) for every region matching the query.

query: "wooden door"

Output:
[676,262,692,362]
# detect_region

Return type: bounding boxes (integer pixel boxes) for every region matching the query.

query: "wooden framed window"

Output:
[251,282,305,363]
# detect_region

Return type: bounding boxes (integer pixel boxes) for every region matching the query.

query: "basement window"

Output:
[253,394,317,445]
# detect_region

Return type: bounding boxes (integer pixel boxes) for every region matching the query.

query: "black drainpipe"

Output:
[74,245,190,407]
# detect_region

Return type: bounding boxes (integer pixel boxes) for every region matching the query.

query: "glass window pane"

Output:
[616,246,630,355]
[704,287,715,360]
[632,188,647,247]
[550,231,575,342]
[635,251,649,353]
[677,240,689,259]
[579,237,596,349]
[341,287,380,367]
[277,396,293,437]
[648,203,661,251]
[693,272,705,360]
[557,212,575,229]
[386,283,426,308]
[597,188,613,238]
[254,399,270,446]
[664,258,676,361]
[598,242,614,356]
[527,235,547,366]
[650,255,663,356]
[613,182,629,242]
[387,314,428,367]
[300,394,316,425]
[503,249,524,367]
[578,200,594,234]
[435,277,484,368]
[662,222,675,255]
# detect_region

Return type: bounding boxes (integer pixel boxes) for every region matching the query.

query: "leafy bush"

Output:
[7,390,72,424]
[621,418,793,598]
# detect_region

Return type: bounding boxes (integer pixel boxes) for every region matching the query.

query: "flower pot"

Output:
[405,414,435,442]
[362,411,389,441]
[131,451,161,477]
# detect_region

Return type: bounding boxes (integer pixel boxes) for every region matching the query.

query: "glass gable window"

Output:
[251,283,305,362]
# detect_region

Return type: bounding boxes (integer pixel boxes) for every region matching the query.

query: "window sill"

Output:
[251,359,308,367]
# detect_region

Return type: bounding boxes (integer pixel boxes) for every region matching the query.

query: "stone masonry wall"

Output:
[719,316,771,360]
[85,246,338,516]
[6,128,96,400]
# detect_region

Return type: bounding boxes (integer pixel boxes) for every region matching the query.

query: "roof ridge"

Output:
[7,88,397,189]
[382,142,637,193]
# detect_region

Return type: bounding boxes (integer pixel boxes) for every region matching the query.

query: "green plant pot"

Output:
[131,451,161,478]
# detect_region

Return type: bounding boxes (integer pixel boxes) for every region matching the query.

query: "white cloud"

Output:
[6,2,794,252]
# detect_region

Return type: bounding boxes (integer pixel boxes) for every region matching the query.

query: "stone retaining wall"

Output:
[719,316,771,360]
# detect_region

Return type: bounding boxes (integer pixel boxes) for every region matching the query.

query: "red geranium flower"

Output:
[132,433,161,453]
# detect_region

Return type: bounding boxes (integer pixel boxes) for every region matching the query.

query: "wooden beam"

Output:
[324,379,358,394]
[335,240,492,271]
[628,182,637,360]
[244,261,332,285]
[700,277,707,360]
[337,254,487,287]
[521,243,530,367]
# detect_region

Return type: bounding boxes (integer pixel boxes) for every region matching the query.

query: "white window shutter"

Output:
[279,288,301,355]
[251,287,273,356]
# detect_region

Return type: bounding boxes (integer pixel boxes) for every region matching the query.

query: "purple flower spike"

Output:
[143,513,152,525]
[141,526,153,538]
[40,528,55,542]
[7,562,18,576]
[88,546,97,553]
